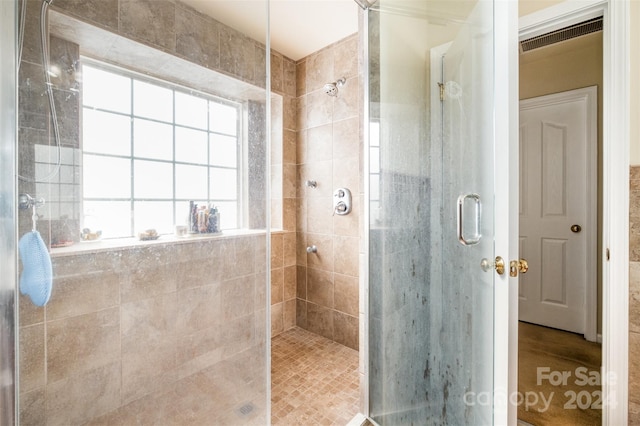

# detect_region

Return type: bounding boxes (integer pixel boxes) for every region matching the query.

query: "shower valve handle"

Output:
[333,188,351,215]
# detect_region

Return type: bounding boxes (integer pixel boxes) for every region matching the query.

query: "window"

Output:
[81,61,242,238]
[369,121,381,226]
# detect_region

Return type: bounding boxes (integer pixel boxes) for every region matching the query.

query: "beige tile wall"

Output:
[19,236,267,424]
[269,50,298,338]
[17,0,358,423]
[38,0,297,341]
[19,0,296,424]
[294,34,361,350]
[630,166,640,423]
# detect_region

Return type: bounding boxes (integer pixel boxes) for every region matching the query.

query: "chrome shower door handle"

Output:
[457,193,482,246]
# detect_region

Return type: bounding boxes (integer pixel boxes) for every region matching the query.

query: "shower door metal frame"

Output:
[0,0,18,424]
[360,3,370,419]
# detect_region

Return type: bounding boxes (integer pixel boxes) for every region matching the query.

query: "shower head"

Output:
[323,83,339,97]
[323,77,346,97]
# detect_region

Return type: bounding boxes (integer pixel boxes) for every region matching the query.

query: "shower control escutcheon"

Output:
[333,188,352,215]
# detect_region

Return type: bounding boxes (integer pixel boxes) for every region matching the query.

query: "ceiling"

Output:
[179,0,361,61]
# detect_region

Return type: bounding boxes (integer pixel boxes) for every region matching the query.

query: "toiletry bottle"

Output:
[189,201,197,233]
[207,205,219,233]
[197,205,207,233]
[213,206,220,233]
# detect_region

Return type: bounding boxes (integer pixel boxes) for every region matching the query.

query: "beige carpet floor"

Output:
[518,321,602,426]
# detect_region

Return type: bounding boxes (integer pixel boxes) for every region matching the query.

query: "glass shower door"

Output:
[368,0,499,424]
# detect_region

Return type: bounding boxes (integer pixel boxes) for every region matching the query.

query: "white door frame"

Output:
[494,2,518,425]
[518,2,629,425]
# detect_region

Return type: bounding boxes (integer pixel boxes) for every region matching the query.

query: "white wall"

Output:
[520,0,640,165]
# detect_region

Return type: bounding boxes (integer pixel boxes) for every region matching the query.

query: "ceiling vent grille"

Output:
[520,17,603,53]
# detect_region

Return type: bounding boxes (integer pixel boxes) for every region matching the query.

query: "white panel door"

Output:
[519,87,597,336]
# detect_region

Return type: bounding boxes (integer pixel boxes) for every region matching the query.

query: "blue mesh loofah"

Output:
[19,231,53,307]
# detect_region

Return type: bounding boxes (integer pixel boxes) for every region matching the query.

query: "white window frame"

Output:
[80,58,245,238]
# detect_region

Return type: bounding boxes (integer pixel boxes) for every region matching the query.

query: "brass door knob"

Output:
[495,256,505,275]
[571,224,582,233]
[509,259,529,277]
[480,256,506,275]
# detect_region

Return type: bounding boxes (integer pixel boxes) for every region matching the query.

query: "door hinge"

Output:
[606,248,610,261]
[438,82,445,101]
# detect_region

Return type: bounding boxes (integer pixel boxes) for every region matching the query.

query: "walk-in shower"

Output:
[12,0,272,423]
[270,27,363,423]
[3,0,511,424]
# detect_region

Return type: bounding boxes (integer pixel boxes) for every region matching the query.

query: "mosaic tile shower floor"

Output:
[271,327,360,425]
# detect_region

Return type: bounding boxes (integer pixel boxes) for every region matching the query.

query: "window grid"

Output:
[129,76,135,235]
[82,61,241,238]
[369,122,381,226]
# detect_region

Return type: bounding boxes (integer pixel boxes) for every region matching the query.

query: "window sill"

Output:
[50,229,270,258]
